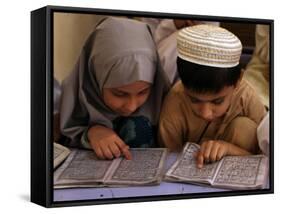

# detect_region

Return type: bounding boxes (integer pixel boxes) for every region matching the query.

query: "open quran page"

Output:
[165,143,221,184]
[165,142,269,190]
[211,155,269,190]
[104,148,167,186]
[53,143,71,169]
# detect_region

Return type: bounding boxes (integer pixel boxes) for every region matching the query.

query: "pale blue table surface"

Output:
[53,152,232,202]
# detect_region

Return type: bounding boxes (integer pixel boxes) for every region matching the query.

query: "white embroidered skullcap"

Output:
[177,24,242,68]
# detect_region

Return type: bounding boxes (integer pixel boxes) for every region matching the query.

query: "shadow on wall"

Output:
[54,16,257,82]
[221,22,256,68]
[54,13,107,82]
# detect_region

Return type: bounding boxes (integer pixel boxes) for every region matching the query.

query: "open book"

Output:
[54,143,71,169]
[54,148,167,189]
[165,142,268,190]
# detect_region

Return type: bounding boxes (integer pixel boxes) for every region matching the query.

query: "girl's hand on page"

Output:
[88,125,132,160]
[195,140,229,169]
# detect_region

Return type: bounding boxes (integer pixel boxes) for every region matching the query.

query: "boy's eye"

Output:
[189,96,224,105]
[212,98,224,105]
[189,97,201,103]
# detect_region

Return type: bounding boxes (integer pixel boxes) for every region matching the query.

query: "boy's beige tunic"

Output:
[158,79,266,152]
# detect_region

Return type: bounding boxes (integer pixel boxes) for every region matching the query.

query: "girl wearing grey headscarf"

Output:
[60,17,170,159]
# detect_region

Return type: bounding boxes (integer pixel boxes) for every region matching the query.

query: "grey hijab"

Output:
[60,17,170,146]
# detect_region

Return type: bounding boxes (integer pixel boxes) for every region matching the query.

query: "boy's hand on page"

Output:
[195,140,229,169]
[88,125,132,160]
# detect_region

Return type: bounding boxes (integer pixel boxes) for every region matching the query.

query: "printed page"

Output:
[54,149,116,188]
[212,155,269,190]
[165,142,221,184]
[53,143,71,169]
[104,148,168,186]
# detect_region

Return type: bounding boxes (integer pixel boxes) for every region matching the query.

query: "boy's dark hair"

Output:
[177,57,242,94]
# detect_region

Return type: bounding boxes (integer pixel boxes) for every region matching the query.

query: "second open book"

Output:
[165,142,268,190]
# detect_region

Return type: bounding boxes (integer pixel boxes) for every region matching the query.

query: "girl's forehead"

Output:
[108,81,151,93]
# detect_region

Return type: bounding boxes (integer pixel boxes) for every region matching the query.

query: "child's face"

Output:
[103,81,151,117]
[185,86,237,122]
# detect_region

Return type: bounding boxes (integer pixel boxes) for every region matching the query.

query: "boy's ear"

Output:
[235,68,245,89]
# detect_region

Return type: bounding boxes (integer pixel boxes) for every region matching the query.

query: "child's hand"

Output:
[195,140,229,169]
[88,125,132,160]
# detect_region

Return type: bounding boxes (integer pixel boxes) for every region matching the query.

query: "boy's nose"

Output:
[200,104,213,121]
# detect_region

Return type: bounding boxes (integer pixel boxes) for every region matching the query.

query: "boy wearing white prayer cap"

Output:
[158,25,266,168]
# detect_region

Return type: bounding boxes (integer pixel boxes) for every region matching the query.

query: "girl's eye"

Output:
[112,92,127,97]
[138,88,150,96]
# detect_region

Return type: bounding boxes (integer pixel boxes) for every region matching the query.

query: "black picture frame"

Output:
[31,5,274,208]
